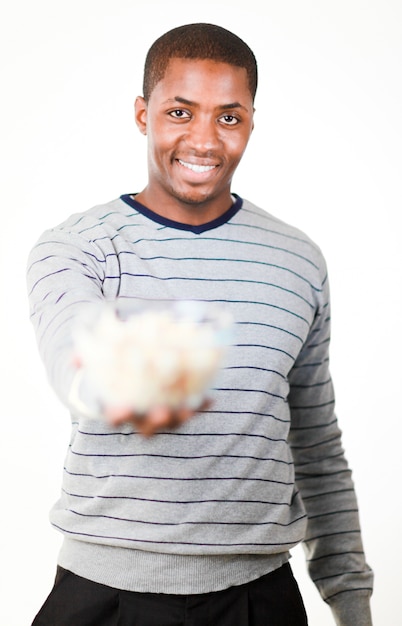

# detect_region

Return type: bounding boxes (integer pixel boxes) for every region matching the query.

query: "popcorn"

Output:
[72,300,232,414]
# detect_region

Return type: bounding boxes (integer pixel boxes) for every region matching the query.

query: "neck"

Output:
[134,188,235,226]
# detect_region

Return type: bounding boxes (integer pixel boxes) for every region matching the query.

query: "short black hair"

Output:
[143,23,258,102]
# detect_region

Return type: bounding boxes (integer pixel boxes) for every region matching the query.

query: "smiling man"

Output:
[27,23,373,626]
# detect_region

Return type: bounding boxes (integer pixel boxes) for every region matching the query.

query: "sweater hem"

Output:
[58,538,290,594]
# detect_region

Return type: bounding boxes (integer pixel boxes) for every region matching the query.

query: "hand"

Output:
[69,356,211,435]
[105,400,210,437]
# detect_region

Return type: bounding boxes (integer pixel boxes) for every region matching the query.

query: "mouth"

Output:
[177,159,218,174]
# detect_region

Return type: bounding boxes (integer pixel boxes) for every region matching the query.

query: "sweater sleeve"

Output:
[26,228,106,408]
[288,263,373,626]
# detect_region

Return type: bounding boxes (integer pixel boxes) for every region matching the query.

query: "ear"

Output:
[135,96,148,135]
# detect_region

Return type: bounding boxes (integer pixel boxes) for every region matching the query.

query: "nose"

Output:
[184,115,221,155]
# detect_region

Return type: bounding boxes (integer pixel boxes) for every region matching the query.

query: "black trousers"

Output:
[32,562,308,626]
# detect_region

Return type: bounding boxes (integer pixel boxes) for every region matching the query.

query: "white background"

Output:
[1,1,401,624]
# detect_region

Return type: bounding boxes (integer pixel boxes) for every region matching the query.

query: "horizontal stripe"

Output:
[313,569,369,583]
[103,272,316,309]
[307,550,365,563]
[63,467,294,485]
[69,450,291,464]
[301,488,355,501]
[51,523,301,548]
[323,587,374,602]
[93,234,320,269]
[303,530,361,543]
[68,508,307,528]
[62,488,295,507]
[111,252,323,291]
[76,429,288,442]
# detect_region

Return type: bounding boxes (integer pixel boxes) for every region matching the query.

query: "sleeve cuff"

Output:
[328,590,373,626]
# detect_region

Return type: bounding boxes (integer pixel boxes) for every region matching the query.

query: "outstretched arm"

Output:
[27,228,201,434]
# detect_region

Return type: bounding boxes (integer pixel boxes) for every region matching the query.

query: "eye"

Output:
[169,109,190,119]
[220,114,239,126]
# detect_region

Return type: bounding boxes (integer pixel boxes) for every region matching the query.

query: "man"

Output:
[27,23,373,625]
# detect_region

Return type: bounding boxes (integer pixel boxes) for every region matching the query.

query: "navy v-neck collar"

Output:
[120,194,243,234]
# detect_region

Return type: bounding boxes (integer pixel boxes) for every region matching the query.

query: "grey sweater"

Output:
[27,194,373,625]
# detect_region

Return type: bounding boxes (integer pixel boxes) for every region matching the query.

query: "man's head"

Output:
[134,23,256,224]
[143,23,258,103]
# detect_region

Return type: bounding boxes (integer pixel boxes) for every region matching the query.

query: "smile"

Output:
[178,160,217,173]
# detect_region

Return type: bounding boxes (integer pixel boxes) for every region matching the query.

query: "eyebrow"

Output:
[166,96,249,111]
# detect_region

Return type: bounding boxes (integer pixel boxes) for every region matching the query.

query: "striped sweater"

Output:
[27,194,373,624]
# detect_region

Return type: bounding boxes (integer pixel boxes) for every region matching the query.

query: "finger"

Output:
[175,406,193,424]
[140,406,171,437]
[199,397,212,411]
[105,406,137,426]
[174,397,212,426]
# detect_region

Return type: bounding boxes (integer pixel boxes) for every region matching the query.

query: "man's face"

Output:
[135,57,254,219]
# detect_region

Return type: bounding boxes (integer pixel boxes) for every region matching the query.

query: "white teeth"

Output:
[178,160,216,173]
